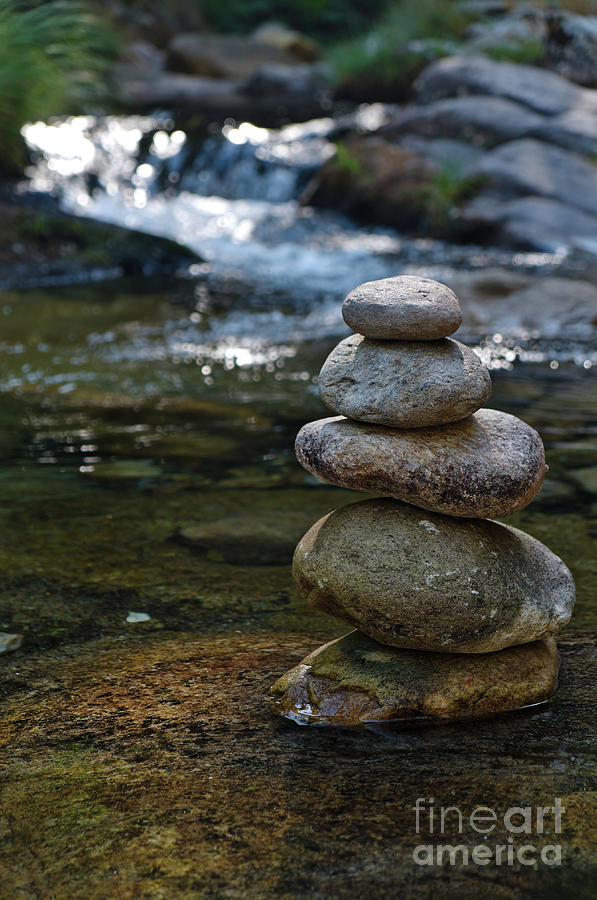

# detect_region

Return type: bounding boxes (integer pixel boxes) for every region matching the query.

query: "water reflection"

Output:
[0,279,594,655]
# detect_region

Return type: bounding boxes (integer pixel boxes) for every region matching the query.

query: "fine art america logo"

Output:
[412,798,564,867]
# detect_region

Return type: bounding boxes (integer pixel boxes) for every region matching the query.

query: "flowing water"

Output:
[3,111,592,647]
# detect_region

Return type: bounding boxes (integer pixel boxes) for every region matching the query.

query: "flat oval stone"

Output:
[317,335,491,428]
[269,631,559,725]
[295,409,546,518]
[292,499,575,653]
[342,275,462,340]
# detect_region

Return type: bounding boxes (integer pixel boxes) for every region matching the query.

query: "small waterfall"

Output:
[20,108,576,359]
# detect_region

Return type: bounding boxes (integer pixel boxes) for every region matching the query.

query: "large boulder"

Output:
[469,139,597,217]
[301,136,437,228]
[382,95,542,148]
[546,12,597,88]
[464,7,547,54]
[117,71,247,109]
[414,55,586,115]
[397,134,483,169]
[166,33,298,79]
[251,21,320,62]
[0,201,199,290]
[117,68,328,119]
[531,108,597,156]
[241,62,328,100]
[445,268,597,338]
[461,193,597,255]
[292,498,575,653]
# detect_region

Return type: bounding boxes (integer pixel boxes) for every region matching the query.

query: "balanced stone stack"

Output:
[269,275,576,725]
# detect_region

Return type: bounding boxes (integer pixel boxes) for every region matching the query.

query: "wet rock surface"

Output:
[342,275,462,340]
[0,630,594,899]
[269,630,560,724]
[318,335,492,428]
[293,498,575,653]
[295,409,546,518]
[0,201,200,290]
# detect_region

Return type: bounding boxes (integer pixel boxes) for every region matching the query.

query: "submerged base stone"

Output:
[269,630,560,725]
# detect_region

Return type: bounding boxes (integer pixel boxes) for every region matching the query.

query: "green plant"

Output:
[327,0,472,86]
[0,0,117,172]
[420,162,485,230]
[484,39,545,64]
[335,141,365,177]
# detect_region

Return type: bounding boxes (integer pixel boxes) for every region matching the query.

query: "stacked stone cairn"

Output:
[269,276,576,725]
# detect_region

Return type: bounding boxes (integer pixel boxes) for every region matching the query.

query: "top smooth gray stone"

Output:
[342,275,462,340]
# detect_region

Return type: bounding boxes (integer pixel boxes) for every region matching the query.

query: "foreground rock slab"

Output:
[342,275,462,340]
[0,632,594,897]
[318,335,491,428]
[293,499,575,653]
[269,630,559,724]
[295,409,546,518]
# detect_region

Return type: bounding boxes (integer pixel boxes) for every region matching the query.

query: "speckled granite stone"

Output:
[269,630,560,724]
[317,335,491,428]
[342,275,462,340]
[295,409,546,518]
[293,498,575,653]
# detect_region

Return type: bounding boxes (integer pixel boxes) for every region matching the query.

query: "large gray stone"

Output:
[317,335,491,428]
[531,108,597,157]
[166,33,297,79]
[414,55,586,115]
[465,8,547,53]
[382,96,542,147]
[461,193,597,256]
[444,266,597,338]
[546,13,597,89]
[342,275,462,340]
[295,409,546,518]
[293,498,575,653]
[269,631,559,725]
[469,139,597,217]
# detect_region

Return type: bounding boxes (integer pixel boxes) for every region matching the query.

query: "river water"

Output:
[1,111,591,644]
[0,110,595,896]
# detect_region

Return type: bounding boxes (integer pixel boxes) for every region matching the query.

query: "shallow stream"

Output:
[0,110,595,897]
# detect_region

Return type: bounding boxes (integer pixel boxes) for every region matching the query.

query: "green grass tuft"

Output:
[327,0,472,86]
